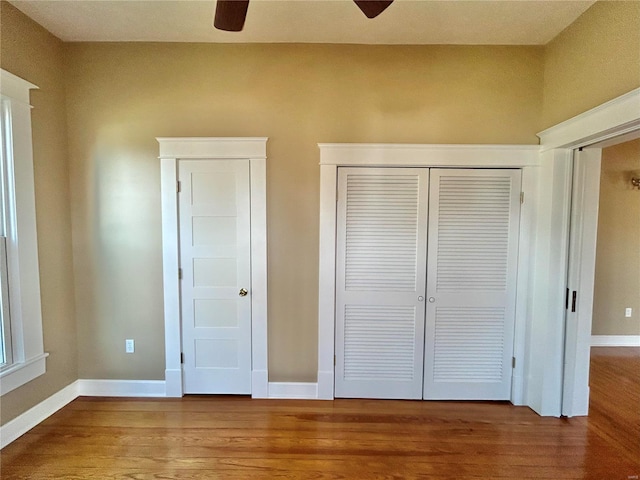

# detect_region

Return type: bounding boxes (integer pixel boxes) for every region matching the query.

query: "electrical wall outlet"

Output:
[125,339,135,353]
[625,308,633,318]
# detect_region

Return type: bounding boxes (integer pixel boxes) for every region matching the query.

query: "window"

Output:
[0,69,47,395]
[1,103,12,367]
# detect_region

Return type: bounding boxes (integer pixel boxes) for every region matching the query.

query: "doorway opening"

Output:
[563,132,640,416]
[158,137,269,398]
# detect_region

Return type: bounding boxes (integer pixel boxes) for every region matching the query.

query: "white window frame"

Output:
[0,69,47,395]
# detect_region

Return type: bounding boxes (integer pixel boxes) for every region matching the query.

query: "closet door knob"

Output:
[428,297,436,303]
[239,288,248,297]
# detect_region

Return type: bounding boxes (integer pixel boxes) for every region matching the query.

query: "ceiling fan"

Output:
[214,0,394,32]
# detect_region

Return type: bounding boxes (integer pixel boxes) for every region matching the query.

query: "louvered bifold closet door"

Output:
[335,168,429,399]
[423,169,521,400]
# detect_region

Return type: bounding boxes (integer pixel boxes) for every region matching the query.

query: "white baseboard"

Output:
[591,335,640,347]
[268,382,318,399]
[77,379,166,397]
[0,380,79,449]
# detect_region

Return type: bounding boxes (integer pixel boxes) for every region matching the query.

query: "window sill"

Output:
[0,353,48,395]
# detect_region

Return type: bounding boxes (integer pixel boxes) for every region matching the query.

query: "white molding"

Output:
[164,368,182,397]
[250,158,268,397]
[157,137,268,399]
[527,149,573,417]
[0,353,48,395]
[317,144,538,402]
[0,70,45,394]
[0,380,78,449]
[537,88,640,151]
[268,382,318,399]
[562,148,601,418]
[157,137,268,159]
[251,370,269,399]
[160,158,182,397]
[318,143,540,167]
[317,164,338,400]
[0,69,38,105]
[317,370,334,400]
[591,335,640,347]
[536,88,640,418]
[511,166,539,406]
[77,379,166,397]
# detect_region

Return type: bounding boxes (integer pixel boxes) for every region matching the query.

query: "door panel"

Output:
[423,169,521,400]
[179,159,251,394]
[335,168,429,399]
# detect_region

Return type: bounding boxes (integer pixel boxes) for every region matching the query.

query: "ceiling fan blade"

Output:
[214,0,250,32]
[354,0,394,19]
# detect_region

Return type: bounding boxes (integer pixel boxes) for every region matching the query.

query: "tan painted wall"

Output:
[0,2,77,424]
[64,43,544,381]
[542,0,640,129]
[592,139,640,336]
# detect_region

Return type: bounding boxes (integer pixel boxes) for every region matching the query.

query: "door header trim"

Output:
[157,137,267,159]
[318,143,540,167]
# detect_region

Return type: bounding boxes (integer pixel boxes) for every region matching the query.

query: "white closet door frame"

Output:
[159,137,268,398]
[318,144,540,402]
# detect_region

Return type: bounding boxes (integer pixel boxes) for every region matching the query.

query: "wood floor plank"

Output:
[1,347,639,479]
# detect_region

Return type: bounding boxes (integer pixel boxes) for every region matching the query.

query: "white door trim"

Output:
[158,137,268,398]
[562,148,602,417]
[535,87,640,417]
[537,88,640,151]
[318,144,540,401]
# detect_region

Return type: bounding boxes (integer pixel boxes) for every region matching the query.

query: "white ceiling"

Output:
[9,0,596,45]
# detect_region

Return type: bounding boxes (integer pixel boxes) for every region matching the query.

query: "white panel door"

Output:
[335,168,429,399]
[179,160,251,394]
[423,169,521,400]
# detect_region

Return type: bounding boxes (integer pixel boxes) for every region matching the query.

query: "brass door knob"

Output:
[239,288,248,297]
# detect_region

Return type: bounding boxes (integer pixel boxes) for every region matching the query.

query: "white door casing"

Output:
[423,169,521,400]
[317,144,540,402]
[159,137,268,398]
[179,160,252,394]
[537,88,640,416]
[334,168,429,399]
[562,148,601,416]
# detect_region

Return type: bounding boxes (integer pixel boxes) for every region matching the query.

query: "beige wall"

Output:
[542,0,640,129]
[592,139,640,336]
[64,43,544,381]
[0,2,77,424]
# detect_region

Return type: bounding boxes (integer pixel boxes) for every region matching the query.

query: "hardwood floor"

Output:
[588,347,640,465]
[1,348,638,479]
